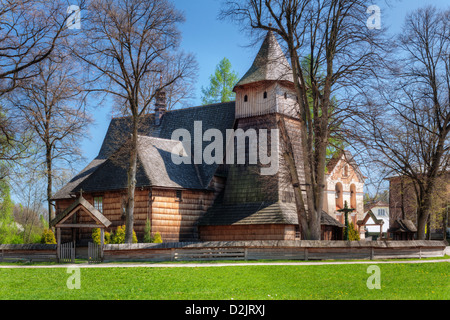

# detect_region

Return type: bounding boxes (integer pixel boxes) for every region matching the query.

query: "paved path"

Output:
[1,259,448,269]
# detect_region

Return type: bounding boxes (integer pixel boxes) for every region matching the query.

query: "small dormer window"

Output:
[263,91,267,99]
[176,190,182,202]
[244,95,248,102]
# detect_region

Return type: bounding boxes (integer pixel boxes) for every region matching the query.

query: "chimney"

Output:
[154,88,166,126]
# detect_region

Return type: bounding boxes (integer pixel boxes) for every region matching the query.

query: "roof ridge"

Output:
[110,101,236,120]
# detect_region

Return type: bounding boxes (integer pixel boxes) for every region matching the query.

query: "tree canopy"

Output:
[201,57,239,105]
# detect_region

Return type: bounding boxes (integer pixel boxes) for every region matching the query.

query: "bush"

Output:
[143,218,153,243]
[110,225,137,244]
[143,219,163,243]
[92,228,111,245]
[347,222,360,241]
[41,229,56,244]
[153,232,162,243]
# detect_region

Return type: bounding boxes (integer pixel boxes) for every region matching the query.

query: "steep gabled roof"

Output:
[388,219,417,233]
[51,195,111,228]
[363,200,389,213]
[234,31,293,89]
[74,136,205,193]
[357,210,384,226]
[52,102,236,199]
[326,150,365,182]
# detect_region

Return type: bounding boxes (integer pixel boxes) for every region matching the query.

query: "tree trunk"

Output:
[125,119,138,244]
[46,146,53,228]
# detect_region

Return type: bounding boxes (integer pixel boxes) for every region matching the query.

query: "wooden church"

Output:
[51,31,365,244]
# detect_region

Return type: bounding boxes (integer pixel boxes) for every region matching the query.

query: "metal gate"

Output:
[59,241,75,263]
[88,242,102,263]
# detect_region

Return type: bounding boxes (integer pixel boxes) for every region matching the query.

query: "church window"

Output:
[244,95,248,102]
[263,91,267,99]
[284,92,287,99]
[335,183,343,209]
[94,196,103,213]
[350,184,356,209]
[176,190,183,202]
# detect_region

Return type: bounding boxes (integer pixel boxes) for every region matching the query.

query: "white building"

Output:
[361,200,390,239]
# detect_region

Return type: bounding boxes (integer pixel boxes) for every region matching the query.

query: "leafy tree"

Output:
[40,229,56,244]
[201,58,239,105]
[0,179,21,244]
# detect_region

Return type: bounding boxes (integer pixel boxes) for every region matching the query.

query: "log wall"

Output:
[54,187,216,244]
[199,225,296,241]
[151,189,215,242]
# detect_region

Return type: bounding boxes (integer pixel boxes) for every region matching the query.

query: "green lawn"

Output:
[0,262,448,300]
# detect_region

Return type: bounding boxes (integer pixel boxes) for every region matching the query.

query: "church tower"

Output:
[220,30,305,205]
[199,31,306,240]
[234,30,298,119]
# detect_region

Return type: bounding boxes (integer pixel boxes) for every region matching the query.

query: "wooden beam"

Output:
[56,224,103,229]
[57,228,61,262]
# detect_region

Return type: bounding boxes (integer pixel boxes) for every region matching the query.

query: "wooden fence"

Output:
[88,242,102,263]
[0,244,57,263]
[0,241,447,263]
[59,242,75,263]
[103,240,448,262]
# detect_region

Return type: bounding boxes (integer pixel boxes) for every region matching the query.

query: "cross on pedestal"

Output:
[337,201,355,241]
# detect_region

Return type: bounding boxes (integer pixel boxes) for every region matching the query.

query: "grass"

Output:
[0,261,448,300]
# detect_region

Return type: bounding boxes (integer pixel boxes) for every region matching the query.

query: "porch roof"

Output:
[50,195,112,229]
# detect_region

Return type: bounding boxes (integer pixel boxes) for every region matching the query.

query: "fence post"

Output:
[305,248,309,261]
[56,228,61,263]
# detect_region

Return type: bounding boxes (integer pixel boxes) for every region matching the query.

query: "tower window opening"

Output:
[263,91,267,99]
[244,95,248,102]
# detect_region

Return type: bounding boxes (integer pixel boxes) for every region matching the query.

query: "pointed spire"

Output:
[234,31,293,90]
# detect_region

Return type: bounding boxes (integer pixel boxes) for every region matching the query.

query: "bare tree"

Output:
[221,0,388,239]
[6,52,92,227]
[350,6,449,239]
[73,0,198,243]
[0,0,85,95]
[0,0,86,179]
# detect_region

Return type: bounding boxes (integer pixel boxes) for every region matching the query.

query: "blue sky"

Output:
[80,0,450,170]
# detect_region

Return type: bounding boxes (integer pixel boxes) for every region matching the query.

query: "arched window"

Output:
[244,95,248,102]
[350,184,356,209]
[284,92,288,99]
[263,91,267,99]
[343,165,349,177]
[335,183,343,209]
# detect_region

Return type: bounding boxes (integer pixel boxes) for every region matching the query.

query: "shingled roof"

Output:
[199,200,344,228]
[234,31,293,89]
[52,102,236,200]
